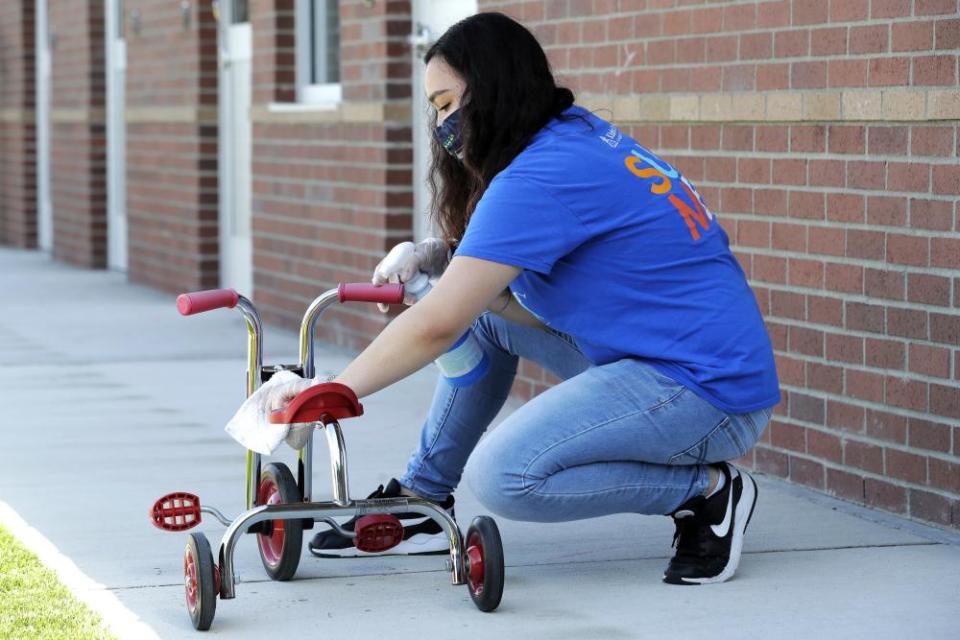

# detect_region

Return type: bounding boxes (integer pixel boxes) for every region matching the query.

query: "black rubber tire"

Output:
[256,462,303,581]
[184,533,217,631]
[466,516,505,612]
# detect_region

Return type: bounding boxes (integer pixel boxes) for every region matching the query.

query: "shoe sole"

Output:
[677,468,758,585]
[309,532,450,558]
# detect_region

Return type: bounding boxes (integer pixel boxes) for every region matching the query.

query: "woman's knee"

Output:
[465,437,535,521]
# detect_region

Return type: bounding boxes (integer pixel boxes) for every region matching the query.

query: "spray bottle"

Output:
[403,271,490,387]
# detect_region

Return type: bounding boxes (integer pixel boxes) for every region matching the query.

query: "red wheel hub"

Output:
[257,478,285,567]
[466,532,485,596]
[184,549,198,612]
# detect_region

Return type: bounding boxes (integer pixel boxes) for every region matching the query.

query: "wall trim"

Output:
[125,106,219,124]
[578,89,960,124]
[250,100,412,124]
[50,108,106,124]
[0,109,33,124]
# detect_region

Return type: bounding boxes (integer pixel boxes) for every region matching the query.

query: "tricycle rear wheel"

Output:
[465,516,504,612]
[256,462,303,581]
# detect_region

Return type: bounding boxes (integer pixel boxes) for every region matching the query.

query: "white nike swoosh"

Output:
[710,478,734,538]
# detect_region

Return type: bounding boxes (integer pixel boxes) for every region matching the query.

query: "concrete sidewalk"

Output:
[1,246,957,640]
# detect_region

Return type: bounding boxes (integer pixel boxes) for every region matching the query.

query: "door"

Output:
[106,0,127,271]
[35,0,52,252]
[410,0,476,242]
[218,0,253,296]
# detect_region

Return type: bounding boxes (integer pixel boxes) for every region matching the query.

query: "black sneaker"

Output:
[308,479,455,558]
[663,462,757,585]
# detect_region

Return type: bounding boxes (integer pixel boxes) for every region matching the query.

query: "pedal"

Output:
[150,492,202,531]
[353,514,403,553]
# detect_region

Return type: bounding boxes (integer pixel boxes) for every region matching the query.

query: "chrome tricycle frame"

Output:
[219,287,468,598]
[154,283,504,631]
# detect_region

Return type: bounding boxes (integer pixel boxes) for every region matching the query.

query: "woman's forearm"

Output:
[332,304,458,399]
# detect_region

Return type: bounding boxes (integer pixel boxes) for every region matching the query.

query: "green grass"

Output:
[0,524,116,640]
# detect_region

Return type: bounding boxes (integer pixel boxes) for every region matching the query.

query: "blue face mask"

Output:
[434,109,464,160]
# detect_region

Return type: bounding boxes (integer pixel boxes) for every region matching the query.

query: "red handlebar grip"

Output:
[176,289,240,316]
[337,283,405,305]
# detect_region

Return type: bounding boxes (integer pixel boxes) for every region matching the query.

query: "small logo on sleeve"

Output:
[599,125,623,149]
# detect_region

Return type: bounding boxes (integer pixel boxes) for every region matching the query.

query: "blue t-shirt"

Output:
[454,106,780,413]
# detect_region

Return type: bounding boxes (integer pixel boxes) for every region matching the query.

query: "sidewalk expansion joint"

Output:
[106,540,944,592]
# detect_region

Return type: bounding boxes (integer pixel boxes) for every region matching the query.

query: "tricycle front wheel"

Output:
[184,532,218,630]
[256,462,303,581]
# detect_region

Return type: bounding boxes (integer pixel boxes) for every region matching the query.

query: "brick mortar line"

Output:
[530,11,960,43]
[660,148,960,167]
[523,0,955,19]
[770,340,956,381]
[252,216,411,236]
[251,176,415,190]
[252,230,393,259]
[251,191,413,208]
[764,427,958,485]
[695,183,959,201]
[251,155,413,170]
[550,51,960,75]
[126,169,218,180]
[759,279,959,321]
[123,249,218,266]
[125,194,219,208]
[249,139,413,151]
[741,245,960,284]
[774,390,960,444]
[770,344,958,394]
[256,204,414,216]
[724,232,958,268]
[256,249,378,275]
[771,342,957,384]
[248,158,414,171]
[123,214,219,230]
[722,212,958,239]
[253,137,418,151]
[771,411,958,463]
[762,443,960,502]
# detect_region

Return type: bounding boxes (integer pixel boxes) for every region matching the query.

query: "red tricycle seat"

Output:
[269,382,363,425]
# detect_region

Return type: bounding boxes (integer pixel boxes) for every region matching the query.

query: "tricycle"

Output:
[149,283,504,630]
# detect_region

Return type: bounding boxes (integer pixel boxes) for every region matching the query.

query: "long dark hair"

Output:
[424,12,575,245]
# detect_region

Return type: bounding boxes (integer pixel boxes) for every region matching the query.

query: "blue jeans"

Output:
[399,312,772,521]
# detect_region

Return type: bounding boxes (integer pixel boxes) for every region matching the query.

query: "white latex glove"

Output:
[371,238,451,313]
[224,371,342,454]
[271,371,338,450]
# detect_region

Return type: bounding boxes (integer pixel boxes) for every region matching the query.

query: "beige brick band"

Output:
[50,108,106,124]
[125,106,218,125]
[579,89,960,123]
[250,100,411,124]
[0,109,32,124]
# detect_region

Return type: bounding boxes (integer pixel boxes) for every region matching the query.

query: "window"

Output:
[297,0,341,104]
[232,0,249,23]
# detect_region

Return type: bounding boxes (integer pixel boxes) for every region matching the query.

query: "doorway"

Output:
[410,0,476,242]
[106,0,127,271]
[217,0,253,296]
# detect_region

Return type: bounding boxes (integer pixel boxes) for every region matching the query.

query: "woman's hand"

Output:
[371,238,451,312]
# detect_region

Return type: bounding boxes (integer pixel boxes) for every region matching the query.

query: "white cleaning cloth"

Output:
[224,370,318,455]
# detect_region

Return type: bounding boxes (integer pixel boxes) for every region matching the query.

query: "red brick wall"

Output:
[251,0,414,349]
[0,2,37,249]
[124,0,220,292]
[47,0,107,267]
[482,0,960,529]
